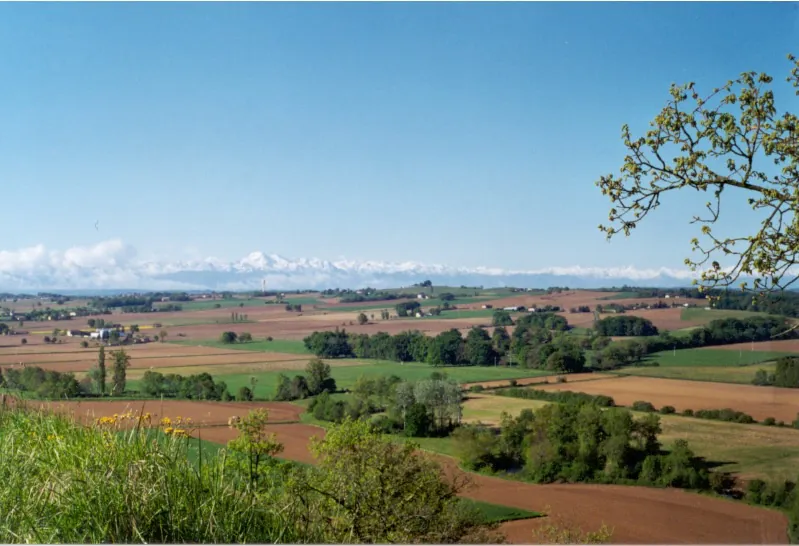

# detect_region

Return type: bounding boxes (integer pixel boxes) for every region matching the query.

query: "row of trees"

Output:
[139,370,232,400]
[310,372,465,438]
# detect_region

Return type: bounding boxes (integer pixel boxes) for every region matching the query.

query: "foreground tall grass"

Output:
[0,403,506,544]
[0,403,298,543]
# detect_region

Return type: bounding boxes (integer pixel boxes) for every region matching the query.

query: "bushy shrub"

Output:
[631,401,656,413]
[659,405,676,415]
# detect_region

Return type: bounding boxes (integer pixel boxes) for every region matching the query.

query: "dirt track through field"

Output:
[188,412,789,545]
[536,375,799,422]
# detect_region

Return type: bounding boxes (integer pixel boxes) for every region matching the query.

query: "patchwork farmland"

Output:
[2,286,798,544]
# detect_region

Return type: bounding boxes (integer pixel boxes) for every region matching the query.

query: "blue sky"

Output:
[1,2,797,272]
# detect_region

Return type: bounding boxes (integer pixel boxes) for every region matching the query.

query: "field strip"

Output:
[533,375,799,423]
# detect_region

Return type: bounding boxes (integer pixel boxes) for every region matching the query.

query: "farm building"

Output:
[66,330,89,337]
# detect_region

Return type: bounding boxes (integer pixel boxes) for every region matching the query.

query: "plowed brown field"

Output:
[706,339,799,353]
[0,352,307,373]
[536,375,799,422]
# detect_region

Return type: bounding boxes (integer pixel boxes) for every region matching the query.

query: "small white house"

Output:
[69,311,77,317]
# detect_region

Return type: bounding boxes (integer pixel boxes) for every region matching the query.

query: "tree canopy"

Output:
[597,54,799,294]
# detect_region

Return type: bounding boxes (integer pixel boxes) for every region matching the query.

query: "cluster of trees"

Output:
[395,301,421,317]
[285,304,302,312]
[491,310,514,326]
[569,306,591,313]
[139,370,231,400]
[310,372,465,438]
[452,399,718,491]
[230,312,249,322]
[219,331,253,343]
[753,357,799,388]
[1,366,81,398]
[745,478,799,542]
[274,359,337,401]
[594,316,659,337]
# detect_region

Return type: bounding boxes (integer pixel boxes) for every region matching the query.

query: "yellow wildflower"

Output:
[163,426,174,435]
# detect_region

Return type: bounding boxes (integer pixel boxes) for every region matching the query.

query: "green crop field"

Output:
[459,500,541,524]
[133,360,552,401]
[170,338,312,354]
[612,362,776,384]
[680,307,778,322]
[644,348,793,367]
[158,299,262,311]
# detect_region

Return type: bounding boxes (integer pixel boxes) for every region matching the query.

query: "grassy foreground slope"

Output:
[0,401,534,544]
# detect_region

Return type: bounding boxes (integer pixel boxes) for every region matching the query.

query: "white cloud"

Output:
[0,239,766,292]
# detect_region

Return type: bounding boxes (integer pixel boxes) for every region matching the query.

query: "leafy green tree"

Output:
[220,331,238,344]
[357,312,368,325]
[464,327,496,367]
[226,409,284,486]
[285,418,502,544]
[237,386,254,401]
[95,345,106,395]
[491,326,511,358]
[426,329,464,366]
[404,402,433,437]
[110,349,130,396]
[773,356,799,388]
[491,310,514,327]
[238,332,253,343]
[306,358,336,395]
[159,330,168,343]
[597,54,799,295]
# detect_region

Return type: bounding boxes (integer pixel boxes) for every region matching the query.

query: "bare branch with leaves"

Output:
[597,54,799,296]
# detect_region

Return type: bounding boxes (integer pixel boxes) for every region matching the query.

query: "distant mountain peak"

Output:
[0,239,711,291]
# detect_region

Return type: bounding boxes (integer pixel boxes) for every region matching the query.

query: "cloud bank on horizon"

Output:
[0,239,718,292]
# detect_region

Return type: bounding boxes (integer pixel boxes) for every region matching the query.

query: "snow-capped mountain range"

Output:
[0,239,716,293]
